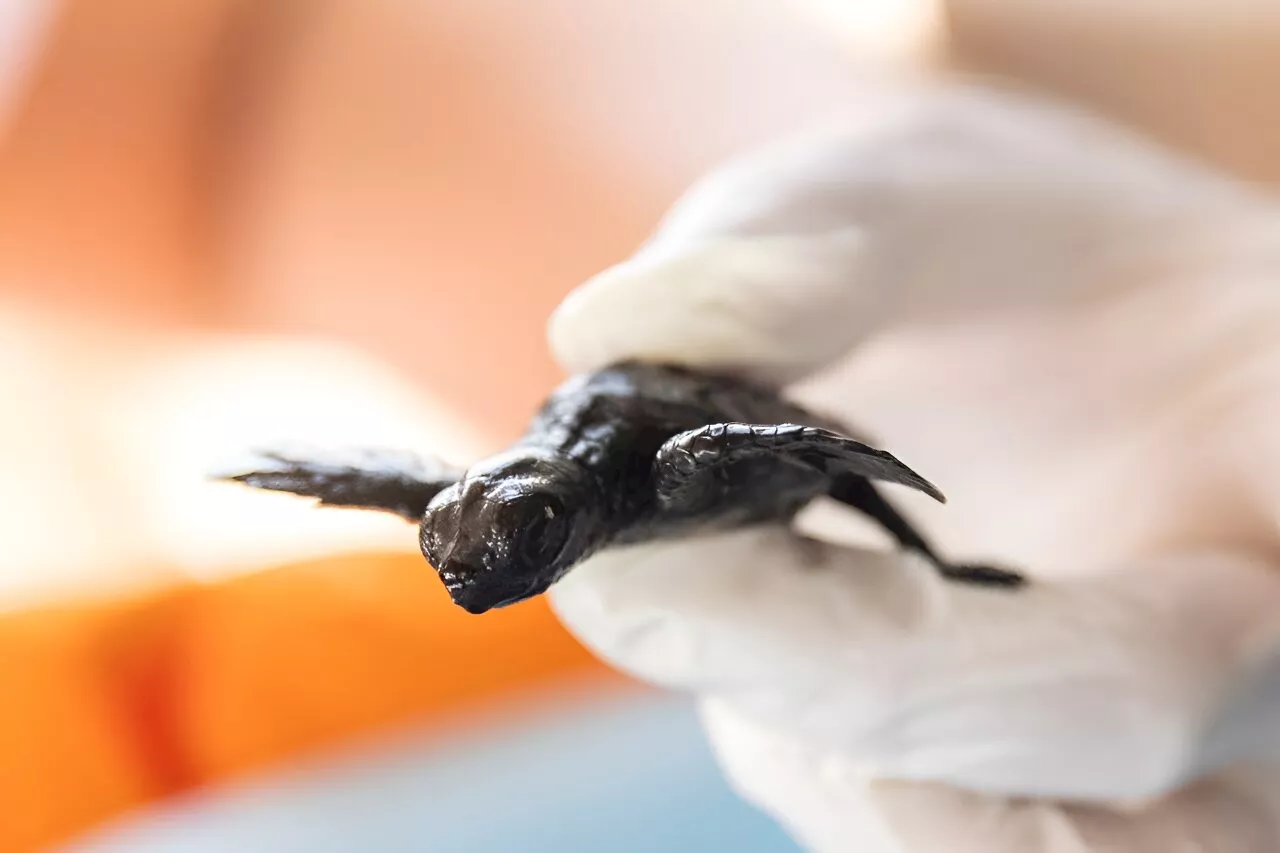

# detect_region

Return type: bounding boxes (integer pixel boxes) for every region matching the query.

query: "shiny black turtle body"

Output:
[220,361,1022,614]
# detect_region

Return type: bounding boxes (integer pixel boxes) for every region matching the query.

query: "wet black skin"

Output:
[218,361,1023,614]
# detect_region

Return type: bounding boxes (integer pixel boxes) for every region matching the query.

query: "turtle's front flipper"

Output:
[652,423,1024,588]
[213,446,464,522]
[653,423,945,509]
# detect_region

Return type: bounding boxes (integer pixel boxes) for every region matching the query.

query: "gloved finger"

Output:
[547,526,1280,802]
[705,703,1280,853]
[550,227,869,386]
[549,83,1268,379]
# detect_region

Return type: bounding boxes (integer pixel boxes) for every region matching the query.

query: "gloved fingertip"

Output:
[547,230,873,383]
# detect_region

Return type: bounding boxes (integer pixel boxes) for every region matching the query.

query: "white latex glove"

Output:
[544,81,1280,852]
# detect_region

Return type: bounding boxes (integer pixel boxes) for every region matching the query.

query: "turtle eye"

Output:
[521,497,569,564]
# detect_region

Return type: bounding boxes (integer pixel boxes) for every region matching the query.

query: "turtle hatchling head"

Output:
[418,450,603,614]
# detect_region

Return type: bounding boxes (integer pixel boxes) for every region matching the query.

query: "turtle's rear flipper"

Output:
[212,445,464,523]
[829,475,1025,588]
[939,562,1024,587]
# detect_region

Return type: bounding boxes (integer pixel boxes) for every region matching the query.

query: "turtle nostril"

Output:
[437,560,483,587]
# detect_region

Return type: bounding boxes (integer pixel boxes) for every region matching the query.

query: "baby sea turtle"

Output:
[218,361,1023,614]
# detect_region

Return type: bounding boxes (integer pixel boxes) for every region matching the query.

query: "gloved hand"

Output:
[544,81,1280,852]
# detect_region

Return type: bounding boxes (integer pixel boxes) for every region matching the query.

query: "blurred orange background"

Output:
[2,0,1280,850]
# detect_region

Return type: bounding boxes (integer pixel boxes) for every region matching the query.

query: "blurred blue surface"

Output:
[71,689,803,853]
